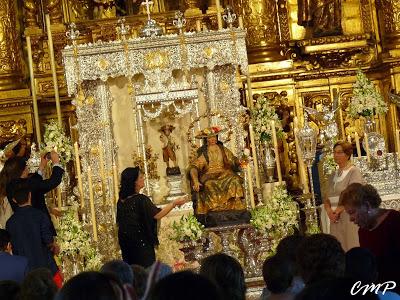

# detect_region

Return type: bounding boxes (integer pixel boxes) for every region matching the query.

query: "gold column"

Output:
[232,0,283,63]
[378,0,400,52]
[0,0,25,91]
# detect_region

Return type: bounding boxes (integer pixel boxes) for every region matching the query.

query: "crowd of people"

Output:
[0,139,399,299]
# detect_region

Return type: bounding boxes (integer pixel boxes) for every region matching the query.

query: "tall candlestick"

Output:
[57,187,62,209]
[74,142,84,208]
[238,16,244,29]
[196,19,202,32]
[271,121,282,184]
[294,128,309,193]
[112,164,119,204]
[26,36,42,146]
[98,140,107,205]
[364,133,371,163]
[246,165,255,208]
[215,0,223,30]
[249,124,261,189]
[87,167,98,242]
[354,132,362,157]
[45,14,62,127]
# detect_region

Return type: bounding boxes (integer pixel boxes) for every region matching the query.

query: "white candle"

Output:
[249,124,261,189]
[271,120,282,184]
[365,133,371,163]
[26,36,42,146]
[238,16,244,29]
[98,140,107,205]
[57,187,62,209]
[294,128,309,194]
[215,0,223,30]
[293,116,298,129]
[45,14,62,127]
[112,164,119,204]
[74,142,85,208]
[196,19,202,32]
[87,167,98,242]
[246,75,253,109]
[396,129,400,158]
[246,165,255,208]
[354,132,362,158]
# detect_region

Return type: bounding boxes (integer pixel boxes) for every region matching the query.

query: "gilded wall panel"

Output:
[0,0,24,90]
[342,0,363,35]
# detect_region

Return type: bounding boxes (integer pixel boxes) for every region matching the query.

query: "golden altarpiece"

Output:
[2,0,400,288]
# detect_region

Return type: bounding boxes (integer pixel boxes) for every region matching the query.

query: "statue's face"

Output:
[207,136,217,145]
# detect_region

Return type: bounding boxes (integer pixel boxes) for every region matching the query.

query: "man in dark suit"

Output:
[0,229,28,283]
[6,151,64,236]
[6,183,59,277]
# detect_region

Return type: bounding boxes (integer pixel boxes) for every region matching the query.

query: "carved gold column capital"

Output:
[47,0,63,24]
[377,0,400,52]
[23,0,39,28]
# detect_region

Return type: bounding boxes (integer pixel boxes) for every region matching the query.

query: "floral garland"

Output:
[57,209,103,271]
[348,69,388,118]
[43,120,73,165]
[251,95,284,143]
[171,214,204,242]
[250,186,298,251]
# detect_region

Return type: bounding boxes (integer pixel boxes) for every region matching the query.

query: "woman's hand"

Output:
[173,196,188,207]
[327,207,338,223]
[192,180,202,192]
[333,206,344,220]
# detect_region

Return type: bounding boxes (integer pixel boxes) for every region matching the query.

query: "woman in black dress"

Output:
[117,167,187,268]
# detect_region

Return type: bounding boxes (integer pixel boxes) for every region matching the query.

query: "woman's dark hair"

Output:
[100,260,134,285]
[131,264,148,299]
[333,141,353,159]
[345,247,378,284]
[276,234,305,275]
[200,253,245,300]
[119,167,140,200]
[340,183,381,209]
[262,255,294,294]
[55,271,125,300]
[0,156,27,198]
[148,271,220,300]
[296,234,345,285]
[19,268,58,300]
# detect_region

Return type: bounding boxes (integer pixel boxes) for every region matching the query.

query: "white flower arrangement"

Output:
[322,153,337,176]
[250,186,298,250]
[57,209,103,271]
[348,69,388,118]
[251,95,284,143]
[171,214,204,242]
[43,120,73,165]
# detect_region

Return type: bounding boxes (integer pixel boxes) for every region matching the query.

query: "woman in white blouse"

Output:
[321,141,365,251]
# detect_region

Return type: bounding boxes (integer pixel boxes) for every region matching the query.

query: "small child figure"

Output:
[159,125,180,176]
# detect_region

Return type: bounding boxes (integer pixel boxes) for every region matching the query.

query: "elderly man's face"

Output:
[345,204,370,229]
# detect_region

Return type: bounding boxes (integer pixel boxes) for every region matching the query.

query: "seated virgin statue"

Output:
[189,126,249,227]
